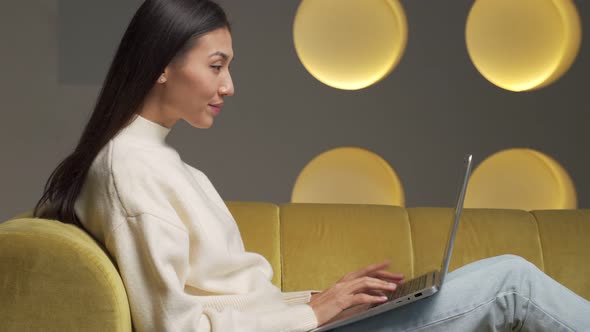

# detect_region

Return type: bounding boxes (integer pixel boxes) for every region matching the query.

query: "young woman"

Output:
[34,0,589,331]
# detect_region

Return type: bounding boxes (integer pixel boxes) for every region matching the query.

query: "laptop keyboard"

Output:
[389,273,428,300]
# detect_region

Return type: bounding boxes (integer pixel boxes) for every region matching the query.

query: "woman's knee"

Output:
[449,255,540,285]
[495,254,528,263]
[464,255,539,284]
[493,254,539,279]
[470,254,533,271]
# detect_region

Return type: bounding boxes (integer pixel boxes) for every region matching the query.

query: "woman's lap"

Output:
[333,255,590,332]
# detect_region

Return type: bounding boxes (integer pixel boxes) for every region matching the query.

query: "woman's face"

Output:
[155,27,234,129]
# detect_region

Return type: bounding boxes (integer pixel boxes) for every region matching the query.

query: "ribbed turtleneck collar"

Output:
[119,114,171,144]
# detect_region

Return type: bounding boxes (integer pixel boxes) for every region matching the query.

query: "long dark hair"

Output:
[34,0,230,226]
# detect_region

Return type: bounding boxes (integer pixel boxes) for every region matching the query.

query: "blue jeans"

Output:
[334,255,590,331]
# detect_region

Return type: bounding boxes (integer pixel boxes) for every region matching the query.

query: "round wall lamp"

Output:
[293,0,408,90]
[465,0,582,92]
[464,148,577,210]
[291,147,405,206]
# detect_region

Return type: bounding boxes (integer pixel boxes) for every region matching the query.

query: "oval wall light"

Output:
[293,0,408,90]
[291,147,405,206]
[464,148,577,210]
[465,0,582,92]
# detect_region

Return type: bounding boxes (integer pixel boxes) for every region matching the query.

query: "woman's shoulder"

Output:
[107,136,182,175]
[94,139,189,220]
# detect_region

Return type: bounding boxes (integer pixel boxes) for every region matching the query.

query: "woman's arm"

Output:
[282,290,322,305]
[108,212,318,332]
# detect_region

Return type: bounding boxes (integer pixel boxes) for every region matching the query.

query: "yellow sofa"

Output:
[1,202,589,331]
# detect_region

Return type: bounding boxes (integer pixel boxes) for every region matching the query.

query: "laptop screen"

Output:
[438,154,473,285]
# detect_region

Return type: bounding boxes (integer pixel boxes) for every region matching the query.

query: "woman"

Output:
[34,0,589,331]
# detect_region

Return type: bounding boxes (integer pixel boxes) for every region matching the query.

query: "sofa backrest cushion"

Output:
[279,203,413,292]
[533,210,590,299]
[226,202,282,287]
[408,208,545,276]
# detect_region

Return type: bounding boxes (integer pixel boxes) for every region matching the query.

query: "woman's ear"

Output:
[158,66,172,83]
[158,68,170,83]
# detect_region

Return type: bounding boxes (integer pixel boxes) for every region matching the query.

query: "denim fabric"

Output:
[334,255,590,331]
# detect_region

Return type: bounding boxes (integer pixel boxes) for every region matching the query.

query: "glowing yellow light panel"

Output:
[293,0,408,90]
[291,147,405,206]
[464,149,577,211]
[465,0,581,92]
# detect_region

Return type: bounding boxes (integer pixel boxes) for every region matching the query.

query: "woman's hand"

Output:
[308,260,404,326]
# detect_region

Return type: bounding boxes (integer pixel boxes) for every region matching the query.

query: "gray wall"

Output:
[1,0,589,222]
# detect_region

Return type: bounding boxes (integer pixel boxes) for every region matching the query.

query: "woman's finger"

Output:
[372,270,405,281]
[342,260,391,281]
[350,293,390,307]
[347,276,398,295]
[365,289,388,297]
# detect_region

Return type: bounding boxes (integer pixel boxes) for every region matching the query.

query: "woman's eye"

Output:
[211,65,222,71]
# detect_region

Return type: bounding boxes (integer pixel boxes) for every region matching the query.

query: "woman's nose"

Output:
[220,74,235,96]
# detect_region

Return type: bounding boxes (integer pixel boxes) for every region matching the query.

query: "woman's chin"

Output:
[186,118,214,129]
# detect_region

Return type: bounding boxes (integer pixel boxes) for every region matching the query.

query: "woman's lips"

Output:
[209,104,222,115]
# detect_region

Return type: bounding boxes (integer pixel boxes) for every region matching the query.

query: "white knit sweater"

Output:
[74,115,319,331]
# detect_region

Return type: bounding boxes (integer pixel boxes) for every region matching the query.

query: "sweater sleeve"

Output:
[282,290,322,306]
[108,213,318,332]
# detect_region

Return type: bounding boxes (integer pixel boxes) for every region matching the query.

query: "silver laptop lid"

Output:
[439,154,473,285]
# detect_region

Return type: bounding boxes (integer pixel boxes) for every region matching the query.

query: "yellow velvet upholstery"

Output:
[279,203,413,291]
[226,202,282,287]
[407,208,545,276]
[1,203,588,331]
[0,218,131,331]
[533,210,590,299]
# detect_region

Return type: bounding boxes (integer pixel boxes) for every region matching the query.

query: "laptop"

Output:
[311,154,474,332]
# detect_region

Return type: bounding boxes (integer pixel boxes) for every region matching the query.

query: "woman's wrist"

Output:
[309,291,321,303]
